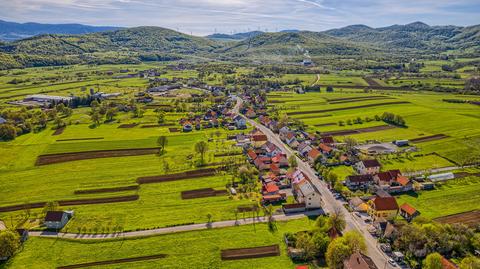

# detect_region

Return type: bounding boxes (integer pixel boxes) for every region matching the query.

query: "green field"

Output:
[0,218,315,269]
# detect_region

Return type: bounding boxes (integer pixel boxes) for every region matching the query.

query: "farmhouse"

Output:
[345,174,374,190]
[307,148,322,164]
[343,252,378,269]
[367,196,399,221]
[44,211,72,230]
[399,203,420,222]
[355,159,381,175]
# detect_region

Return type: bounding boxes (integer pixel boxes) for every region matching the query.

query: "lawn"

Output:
[1,218,316,269]
[395,176,480,219]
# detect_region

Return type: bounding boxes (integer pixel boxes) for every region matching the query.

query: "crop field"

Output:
[1,218,315,269]
[268,91,480,167]
[396,176,480,219]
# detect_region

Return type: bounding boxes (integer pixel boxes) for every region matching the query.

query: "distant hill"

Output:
[0,20,122,41]
[206,31,263,41]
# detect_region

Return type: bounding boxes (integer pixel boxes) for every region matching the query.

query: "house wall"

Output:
[368,208,398,221]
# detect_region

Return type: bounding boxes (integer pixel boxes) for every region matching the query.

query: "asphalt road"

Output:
[234,97,394,269]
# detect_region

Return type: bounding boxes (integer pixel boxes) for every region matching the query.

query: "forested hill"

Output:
[0,20,122,41]
[0,22,479,69]
[324,22,480,51]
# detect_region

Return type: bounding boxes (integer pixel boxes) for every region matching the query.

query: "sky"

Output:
[1,0,479,35]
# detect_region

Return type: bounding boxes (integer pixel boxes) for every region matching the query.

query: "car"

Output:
[388,259,397,267]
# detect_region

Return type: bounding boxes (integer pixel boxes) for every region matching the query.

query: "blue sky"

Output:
[1,0,479,35]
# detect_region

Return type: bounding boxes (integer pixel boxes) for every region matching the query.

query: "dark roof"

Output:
[344,252,378,269]
[348,174,373,183]
[44,211,65,222]
[321,136,335,144]
[362,159,381,168]
[372,196,399,211]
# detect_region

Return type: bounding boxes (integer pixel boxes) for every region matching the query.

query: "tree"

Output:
[157,136,168,155]
[288,155,298,168]
[90,110,101,125]
[311,232,330,257]
[423,253,443,269]
[343,231,366,253]
[344,137,357,152]
[194,141,209,164]
[238,165,254,184]
[326,237,352,269]
[326,171,339,187]
[296,233,317,260]
[42,201,59,214]
[53,116,65,129]
[157,111,166,124]
[105,108,117,122]
[0,124,17,141]
[459,256,480,269]
[328,207,346,235]
[0,230,20,259]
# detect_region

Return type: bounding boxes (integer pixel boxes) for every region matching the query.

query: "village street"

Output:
[29,210,322,240]
[233,97,395,269]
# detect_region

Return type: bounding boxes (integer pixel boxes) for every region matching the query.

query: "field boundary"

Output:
[52,127,65,136]
[181,188,228,199]
[410,134,449,143]
[56,137,104,142]
[434,210,480,227]
[118,123,138,129]
[57,254,167,269]
[287,101,410,115]
[74,185,139,195]
[221,245,280,260]
[36,147,160,165]
[321,125,396,136]
[0,195,139,213]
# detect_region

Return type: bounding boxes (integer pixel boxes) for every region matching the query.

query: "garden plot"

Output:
[320,125,396,136]
[434,210,480,227]
[287,101,410,116]
[181,188,228,199]
[221,245,280,260]
[58,254,168,269]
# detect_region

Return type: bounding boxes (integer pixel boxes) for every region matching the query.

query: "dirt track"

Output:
[410,134,449,143]
[36,148,160,166]
[181,188,228,199]
[435,210,480,227]
[118,123,138,128]
[74,185,139,195]
[221,245,280,260]
[52,127,65,136]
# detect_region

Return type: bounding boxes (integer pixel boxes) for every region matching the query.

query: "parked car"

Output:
[388,259,397,267]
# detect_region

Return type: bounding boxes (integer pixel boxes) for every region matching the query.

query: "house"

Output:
[270,163,280,175]
[183,123,193,132]
[264,182,280,195]
[246,149,258,161]
[343,252,378,269]
[288,138,300,149]
[263,141,281,157]
[355,160,381,175]
[374,170,401,186]
[233,115,247,129]
[307,148,322,164]
[251,130,268,148]
[272,153,289,167]
[321,136,335,146]
[394,176,413,192]
[293,179,322,209]
[367,196,399,221]
[0,117,6,124]
[345,175,374,190]
[285,132,297,145]
[44,211,71,229]
[245,108,256,118]
[399,203,420,222]
[349,197,369,212]
[392,140,409,147]
[319,143,333,155]
[254,158,271,171]
[298,142,313,157]
[279,126,290,141]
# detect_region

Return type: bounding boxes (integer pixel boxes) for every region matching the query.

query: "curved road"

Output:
[233,97,394,269]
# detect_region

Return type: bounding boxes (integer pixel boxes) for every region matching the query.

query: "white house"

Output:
[293,179,322,209]
[355,159,381,175]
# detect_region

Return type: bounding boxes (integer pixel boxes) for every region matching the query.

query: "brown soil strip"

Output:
[453,172,480,179]
[74,185,139,195]
[141,123,175,128]
[313,123,337,127]
[329,97,396,104]
[288,101,410,116]
[434,210,480,227]
[364,77,382,87]
[36,148,160,166]
[237,206,256,213]
[316,84,410,91]
[268,100,286,104]
[321,125,395,136]
[214,152,243,157]
[56,137,104,142]
[57,254,167,269]
[137,168,217,184]
[410,134,449,143]
[181,188,228,199]
[52,127,65,136]
[169,128,179,133]
[221,245,280,260]
[0,195,139,213]
[118,123,138,129]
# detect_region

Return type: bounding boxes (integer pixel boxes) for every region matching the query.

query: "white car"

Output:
[388,259,397,267]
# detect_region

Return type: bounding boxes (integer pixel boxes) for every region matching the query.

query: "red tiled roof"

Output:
[400,203,417,216]
[376,172,395,182]
[247,150,257,160]
[252,134,268,142]
[441,257,458,269]
[308,148,321,159]
[319,143,332,153]
[265,183,279,193]
[270,163,280,172]
[296,266,309,269]
[372,196,399,211]
[396,176,410,186]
